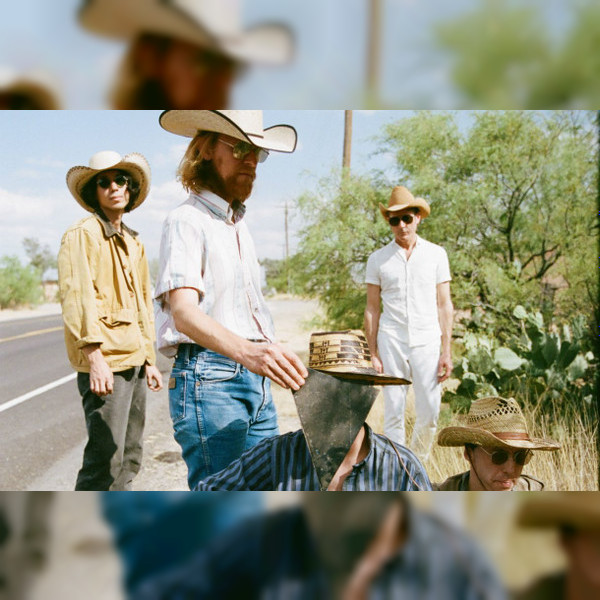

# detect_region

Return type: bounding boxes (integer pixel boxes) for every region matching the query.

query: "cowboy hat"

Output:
[66,151,151,213]
[0,68,61,109]
[159,110,297,153]
[437,396,560,450]
[517,493,600,531]
[379,186,431,220]
[79,0,294,66]
[308,330,411,385]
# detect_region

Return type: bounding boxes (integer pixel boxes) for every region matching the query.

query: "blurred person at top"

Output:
[0,69,61,109]
[77,0,294,109]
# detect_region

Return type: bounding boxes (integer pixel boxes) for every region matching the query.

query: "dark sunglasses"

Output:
[219,139,269,163]
[96,174,130,189]
[388,214,414,226]
[479,447,533,466]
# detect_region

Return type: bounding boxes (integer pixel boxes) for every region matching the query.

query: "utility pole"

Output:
[343,110,353,173]
[367,0,382,105]
[284,200,290,293]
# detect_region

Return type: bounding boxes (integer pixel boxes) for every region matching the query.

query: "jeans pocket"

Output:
[168,372,187,424]
[197,353,240,384]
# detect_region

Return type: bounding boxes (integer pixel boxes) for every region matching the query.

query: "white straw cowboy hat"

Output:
[159,110,297,153]
[0,68,61,109]
[308,330,411,385]
[437,396,560,451]
[66,151,151,213]
[79,0,294,65]
[379,186,431,220]
[517,493,600,531]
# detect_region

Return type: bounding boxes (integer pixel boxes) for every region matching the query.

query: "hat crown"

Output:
[309,330,374,373]
[465,397,528,435]
[218,110,265,139]
[388,186,416,209]
[88,150,124,171]
[174,0,241,36]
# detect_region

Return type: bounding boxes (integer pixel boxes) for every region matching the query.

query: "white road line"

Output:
[0,373,77,414]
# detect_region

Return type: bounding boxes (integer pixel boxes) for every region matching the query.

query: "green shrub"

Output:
[0,256,43,309]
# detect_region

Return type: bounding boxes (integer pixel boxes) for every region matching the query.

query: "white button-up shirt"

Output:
[365,236,451,347]
[154,191,275,357]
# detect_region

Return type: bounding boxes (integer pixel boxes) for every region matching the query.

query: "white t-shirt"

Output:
[365,236,451,347]
[154,191,275,357]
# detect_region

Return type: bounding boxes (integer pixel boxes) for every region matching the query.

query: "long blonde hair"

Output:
[177,131,220,194]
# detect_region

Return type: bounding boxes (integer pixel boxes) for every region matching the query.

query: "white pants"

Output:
[377,332,441,460]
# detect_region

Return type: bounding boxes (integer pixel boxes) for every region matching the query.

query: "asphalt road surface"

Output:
[0,315,85,490]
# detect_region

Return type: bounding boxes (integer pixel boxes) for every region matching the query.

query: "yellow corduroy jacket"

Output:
[58,213,156,372]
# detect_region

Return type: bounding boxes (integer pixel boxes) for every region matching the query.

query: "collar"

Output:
[191,190,246,224]
[94,213,138,238]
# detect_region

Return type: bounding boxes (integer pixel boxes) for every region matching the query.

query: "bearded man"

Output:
[154,110,307,489]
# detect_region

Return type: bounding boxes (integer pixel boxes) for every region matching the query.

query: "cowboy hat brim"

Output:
[66,152,151,213]
[159,110,297,153]
[313,366,411,386]
[79,0,294,65]
[379,198,431,220]
[437,425,561,451]
[517,493,600,530]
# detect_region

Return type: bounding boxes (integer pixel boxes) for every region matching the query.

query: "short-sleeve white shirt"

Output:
[154,191,275,357]
[365,236,451,347]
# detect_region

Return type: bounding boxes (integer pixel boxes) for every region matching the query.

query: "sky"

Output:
[0,0,570,109]
[0,109,440,265]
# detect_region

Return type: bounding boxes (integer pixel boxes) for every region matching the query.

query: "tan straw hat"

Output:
[379,185,431,220]
[517,493,600,531]
[66,150,151,213]
[437,396,560,450]
[309,330,410,385]
[159,110,297,153]
[79,0,294,65]
[0,68,61,109]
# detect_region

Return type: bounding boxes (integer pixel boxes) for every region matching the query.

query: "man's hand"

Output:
[84,346,114,396]
[146,365,163,391]
[437,352,453,383]
[371,354,384,374]
[240,342,307,390]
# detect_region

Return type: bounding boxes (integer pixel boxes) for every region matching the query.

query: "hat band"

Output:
[491,432,530,441]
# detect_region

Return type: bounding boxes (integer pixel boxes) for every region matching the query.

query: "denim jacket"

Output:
[58,213,156,372]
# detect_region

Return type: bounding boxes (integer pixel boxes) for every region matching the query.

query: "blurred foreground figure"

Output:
[0,493,53,600]
[0,69,61,109]
[195,331,431,491]
[516,492,600,600]
[133,493,507,600]
[102,492,263,598]
[435,397,560,491]
[78,0,294,108]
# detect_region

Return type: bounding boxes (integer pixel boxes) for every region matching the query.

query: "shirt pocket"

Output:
[98,308,139,355]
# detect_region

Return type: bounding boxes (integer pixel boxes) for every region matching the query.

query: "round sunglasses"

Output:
[388,214,414,226]
[218,139,269,163]
[96,173,130,189]
[478,446,533,466]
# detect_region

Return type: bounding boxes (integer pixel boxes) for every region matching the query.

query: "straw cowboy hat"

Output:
[437,396,560,450]
[66,151,151,213]
[0,68,61,109]
[379,186,431,220]
[79,0,294,65]
[308,330,410,385]
[159,110,297,153]
[517,493,600,531]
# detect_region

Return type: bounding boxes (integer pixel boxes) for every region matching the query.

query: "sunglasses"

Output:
[96,174,130,189]
[219,139,269,163]
[388,214,414,226]
[478,447,533,466]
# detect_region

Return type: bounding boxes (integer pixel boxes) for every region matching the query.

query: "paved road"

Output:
[0,315,86,490]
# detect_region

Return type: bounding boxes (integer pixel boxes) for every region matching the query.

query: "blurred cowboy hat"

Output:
[379,185,431,220]
[308,330,411,385]
[79,0,294,65]
[437,396,560,451]
[517,493,600,531]
[159,109,297,153]
[0,68,61,109]
[66,150,151,213]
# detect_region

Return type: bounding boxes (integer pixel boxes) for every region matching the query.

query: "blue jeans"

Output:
[169,344,279,489]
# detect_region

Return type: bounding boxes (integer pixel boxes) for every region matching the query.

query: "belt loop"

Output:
[178,343,190,365]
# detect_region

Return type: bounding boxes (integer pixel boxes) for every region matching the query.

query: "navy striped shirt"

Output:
[195,425,432,491]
